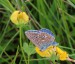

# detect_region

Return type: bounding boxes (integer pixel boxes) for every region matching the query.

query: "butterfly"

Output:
[25,28,58,51]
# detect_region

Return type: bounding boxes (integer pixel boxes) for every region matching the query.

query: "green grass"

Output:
[0,0,75,64]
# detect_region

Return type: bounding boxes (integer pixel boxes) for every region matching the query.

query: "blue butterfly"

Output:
[25,28,58,51]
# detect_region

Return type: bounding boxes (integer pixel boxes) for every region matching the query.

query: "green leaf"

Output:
[67,0,75,8]
[0,0,15,12]
[23,42,36,56]
[49,52,59,63]
[71,0,75,5]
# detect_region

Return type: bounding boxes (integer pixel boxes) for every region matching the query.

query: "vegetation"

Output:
[0,0,75,64]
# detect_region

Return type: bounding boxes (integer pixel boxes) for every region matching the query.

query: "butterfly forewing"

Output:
[25,30,41,48]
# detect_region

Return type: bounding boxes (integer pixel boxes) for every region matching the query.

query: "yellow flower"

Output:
[35,46,55,57]
[10,11,29,25]
[56,47,68,61]
[35,46,69,61]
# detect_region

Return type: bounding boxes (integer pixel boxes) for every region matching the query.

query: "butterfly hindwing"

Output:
[40,28,54,36]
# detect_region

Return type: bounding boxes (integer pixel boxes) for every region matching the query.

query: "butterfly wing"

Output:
[25,30,41,49]
[39,28,57,50]
[25,29,57,51]
[40,28,55,41]
[40,28,54,37]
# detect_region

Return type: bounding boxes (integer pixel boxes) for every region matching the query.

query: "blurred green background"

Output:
[0,0,75,64]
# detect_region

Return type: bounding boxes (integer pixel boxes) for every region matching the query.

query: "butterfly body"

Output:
[25,28,58,51]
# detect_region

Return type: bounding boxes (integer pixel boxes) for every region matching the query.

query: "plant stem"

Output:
[52,61,56,64]
[19,26,27,64]
[28,55,30,64]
